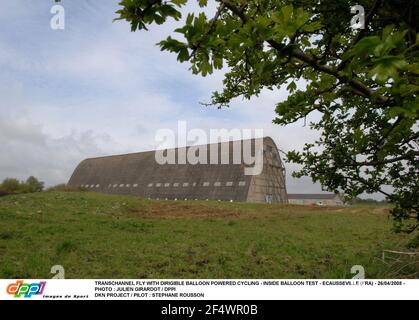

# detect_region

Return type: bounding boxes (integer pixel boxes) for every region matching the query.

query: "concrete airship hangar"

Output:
[68,137,288,204]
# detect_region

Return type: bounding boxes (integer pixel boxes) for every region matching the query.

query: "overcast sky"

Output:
[0,0,325,193]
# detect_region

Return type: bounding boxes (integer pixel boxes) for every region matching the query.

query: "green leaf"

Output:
[342,36,381,60]
[171,0,187,7]
[371,56,408,81]
[287,81,297,92]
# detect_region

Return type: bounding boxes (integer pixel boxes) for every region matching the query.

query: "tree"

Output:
[0,177,44,194]
[1,178,22,194]
[25,176,45,193]
[115,0,419,233]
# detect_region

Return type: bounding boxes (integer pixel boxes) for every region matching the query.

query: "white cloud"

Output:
[0,113,110,186]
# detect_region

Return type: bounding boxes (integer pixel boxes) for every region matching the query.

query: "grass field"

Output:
[0,192,417,279]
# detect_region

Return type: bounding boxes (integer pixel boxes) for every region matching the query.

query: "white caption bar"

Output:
[0,279,418,300]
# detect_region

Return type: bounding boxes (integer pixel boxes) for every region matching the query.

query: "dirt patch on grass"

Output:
[124,201,282,219]
[145,202,243,219]
[286,205,341,212]
[122,200,390,220]
[346,207,391,216]
[288,205,390,215]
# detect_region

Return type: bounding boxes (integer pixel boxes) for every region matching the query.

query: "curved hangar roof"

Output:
[68,137,288,203]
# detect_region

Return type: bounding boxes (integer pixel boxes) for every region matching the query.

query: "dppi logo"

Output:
[6,280,46,298]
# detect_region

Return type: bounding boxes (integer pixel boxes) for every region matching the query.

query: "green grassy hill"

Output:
[0,192,416,279]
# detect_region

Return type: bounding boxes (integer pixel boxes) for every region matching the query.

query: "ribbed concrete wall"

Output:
[68,137,288,203]
[248,137,288,203]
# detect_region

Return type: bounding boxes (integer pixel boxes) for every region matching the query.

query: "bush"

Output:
[46,184,86,192]
[0,189,10,197]
[25,176,44,193]
[0,176,45,194]
[407,234,419,249]
[1,178,23,194]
